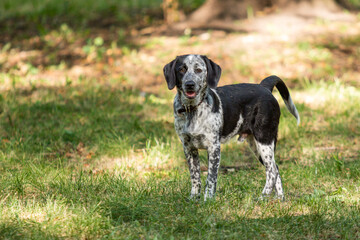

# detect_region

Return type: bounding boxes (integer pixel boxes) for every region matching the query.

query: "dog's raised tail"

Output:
[260,75,300,125]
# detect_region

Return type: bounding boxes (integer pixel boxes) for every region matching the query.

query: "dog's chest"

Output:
[174,103,222,149]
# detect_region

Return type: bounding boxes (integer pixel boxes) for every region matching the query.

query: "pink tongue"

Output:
[186,92,196,97]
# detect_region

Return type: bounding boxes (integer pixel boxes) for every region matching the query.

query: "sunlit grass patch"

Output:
[1,60,360,238]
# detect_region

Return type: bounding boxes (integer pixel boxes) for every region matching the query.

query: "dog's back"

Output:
[215,83,281,144]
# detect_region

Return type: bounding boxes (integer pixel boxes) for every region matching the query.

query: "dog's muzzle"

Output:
[184,80,197,99]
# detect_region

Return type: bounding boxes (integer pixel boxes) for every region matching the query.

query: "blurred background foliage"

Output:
[0,0,205,28]
[1,0,359,29]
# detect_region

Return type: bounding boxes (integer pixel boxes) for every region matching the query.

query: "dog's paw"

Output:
[274,195,285,202]
[204,193,216,202]
[188,194,201,202]
[256,194,285,202]
[256,194,270,202]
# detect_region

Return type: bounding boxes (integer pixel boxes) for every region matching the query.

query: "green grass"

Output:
[1,1,360,238]
[0,74,359,239]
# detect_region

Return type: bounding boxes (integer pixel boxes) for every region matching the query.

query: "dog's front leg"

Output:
[184,147,201,200]
[204,143,221,201]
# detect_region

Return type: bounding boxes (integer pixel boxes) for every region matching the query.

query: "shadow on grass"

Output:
[0,84,174,166]
[102,193,360,239]
[0,222,59,240]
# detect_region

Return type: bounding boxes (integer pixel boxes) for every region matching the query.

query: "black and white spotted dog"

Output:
[163,54,300,201]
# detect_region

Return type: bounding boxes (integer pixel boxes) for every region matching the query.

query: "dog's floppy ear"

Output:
[201,55,221,89]
[163,57,178,90]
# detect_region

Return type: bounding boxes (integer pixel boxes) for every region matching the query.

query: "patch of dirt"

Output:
[1,9,359,93]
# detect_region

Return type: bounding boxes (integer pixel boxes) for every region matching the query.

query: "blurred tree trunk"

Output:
[162,0,184,24]
[188,0,270,24]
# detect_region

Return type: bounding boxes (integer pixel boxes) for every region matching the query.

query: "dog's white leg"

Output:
[204,143,221,201]
[255,141,284,200]
[184,147,201,200]
[274,166,284,199]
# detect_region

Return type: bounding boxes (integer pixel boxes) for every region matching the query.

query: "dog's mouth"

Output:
[185,90,197,99]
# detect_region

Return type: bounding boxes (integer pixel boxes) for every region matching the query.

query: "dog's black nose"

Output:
[185,81,195,88]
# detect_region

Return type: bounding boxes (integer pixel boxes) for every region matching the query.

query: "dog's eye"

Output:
[195,68,202,73]
[179,67,187,74]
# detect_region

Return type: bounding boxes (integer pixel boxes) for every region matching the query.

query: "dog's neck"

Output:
[177,99,203,114]
[176,89,209,114]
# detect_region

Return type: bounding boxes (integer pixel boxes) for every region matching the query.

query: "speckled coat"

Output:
[164,54,300,201]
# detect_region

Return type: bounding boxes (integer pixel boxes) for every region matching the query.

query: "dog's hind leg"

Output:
[255,140,284,200]
[184,147,201,200]
[273,164,284,199]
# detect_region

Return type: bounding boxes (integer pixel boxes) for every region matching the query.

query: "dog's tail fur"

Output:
[260,75,300,125]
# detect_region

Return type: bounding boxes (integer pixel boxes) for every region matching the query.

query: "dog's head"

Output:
[163,54,221,105]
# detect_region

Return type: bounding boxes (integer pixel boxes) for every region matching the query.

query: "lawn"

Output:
[0,1,360,239]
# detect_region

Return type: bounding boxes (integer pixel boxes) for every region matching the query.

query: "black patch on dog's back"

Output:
[216,84,280,144]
